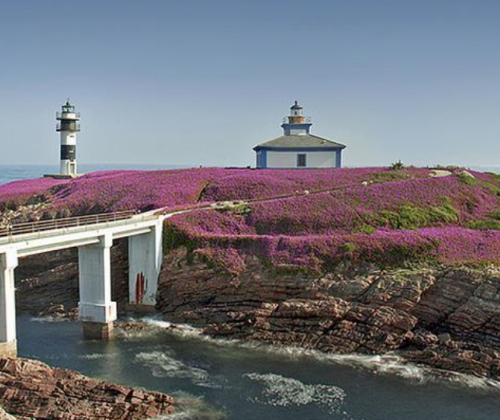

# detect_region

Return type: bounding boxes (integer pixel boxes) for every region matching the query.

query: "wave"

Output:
[244,372,349,415]
[119,316,500,392]
[78,353,108,360]
[115,317,202,341]
[135,350,222,389]
[322,353,500,391]
[29,315,70,323]
[142,318,202,337]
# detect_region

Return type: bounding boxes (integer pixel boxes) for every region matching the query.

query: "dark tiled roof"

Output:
[253,134,346,150]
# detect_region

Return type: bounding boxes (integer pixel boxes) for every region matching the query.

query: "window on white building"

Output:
[297,154,307,167]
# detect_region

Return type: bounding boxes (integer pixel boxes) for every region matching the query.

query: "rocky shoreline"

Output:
[0,358,174,420]
[156,248,500,381]
[13,244,500,383]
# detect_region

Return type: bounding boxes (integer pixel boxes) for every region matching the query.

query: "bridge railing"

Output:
[0,210,138,238]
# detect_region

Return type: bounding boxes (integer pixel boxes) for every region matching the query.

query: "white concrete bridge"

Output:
[0,210,166,358]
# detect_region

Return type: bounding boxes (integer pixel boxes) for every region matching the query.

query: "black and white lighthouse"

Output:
[56,100,80,177]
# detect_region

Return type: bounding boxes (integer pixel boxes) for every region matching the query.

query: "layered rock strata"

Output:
[156,248,500,380]
[0,358,174,420]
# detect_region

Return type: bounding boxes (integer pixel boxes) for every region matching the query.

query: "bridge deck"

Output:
[0,212,164,257]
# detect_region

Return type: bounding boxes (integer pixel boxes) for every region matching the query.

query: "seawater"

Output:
[17,315,500,420]
[0,164,185,186]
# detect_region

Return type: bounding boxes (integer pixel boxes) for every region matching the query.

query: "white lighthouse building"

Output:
[55,100,80,177]
[253,101,346,169]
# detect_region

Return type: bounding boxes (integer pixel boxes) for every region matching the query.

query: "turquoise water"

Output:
[17,315,500,420]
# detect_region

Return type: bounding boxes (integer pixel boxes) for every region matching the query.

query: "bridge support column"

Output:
[78,234,117,340]
[0,250,18,358]
[127,219,163,311]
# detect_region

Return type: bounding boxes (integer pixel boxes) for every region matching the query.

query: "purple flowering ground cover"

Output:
[0,178,69,209]
[179,228,500,274]
[168,174,500,237]
[163,169,500,272]
[48,169,222,214]
[0,166,431,215]
[2,166,500,271]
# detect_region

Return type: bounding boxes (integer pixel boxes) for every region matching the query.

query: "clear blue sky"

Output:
[1,0,500,168]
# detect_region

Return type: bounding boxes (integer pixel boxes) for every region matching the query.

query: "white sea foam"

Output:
[30,315,69,323]
[323,353,427,382]
[78,353,107,360]
[123,317,500,392]
[143,318,202,338]
[143,318,174,329]
[135,350,221,389]
[244,372,347,414]
[116,317,202,341]
[323,353,500,391]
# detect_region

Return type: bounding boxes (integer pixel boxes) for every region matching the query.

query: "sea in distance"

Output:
[3,164,500,419]
[0,163,185,186]
[1,163,499,186]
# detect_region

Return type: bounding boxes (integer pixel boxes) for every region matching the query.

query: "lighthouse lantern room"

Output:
[55,100,80,177]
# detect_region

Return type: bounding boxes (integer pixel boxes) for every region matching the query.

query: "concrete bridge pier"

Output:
[78,234,117,340]
[0,250,18,358]
[127,219,163,311]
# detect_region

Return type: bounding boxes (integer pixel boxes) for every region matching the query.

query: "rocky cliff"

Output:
[0,358,174,419]
[14,244,500,380]
[156,248,500,380]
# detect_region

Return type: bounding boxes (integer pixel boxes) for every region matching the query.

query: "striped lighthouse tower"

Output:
[56,100,80,177]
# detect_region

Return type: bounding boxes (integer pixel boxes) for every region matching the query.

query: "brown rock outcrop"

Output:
[156,248,500,380]
[0,358,174,420]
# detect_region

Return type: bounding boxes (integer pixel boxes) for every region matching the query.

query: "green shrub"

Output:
[216,201,252,216]
[339,242,357,256]
[390,160,405,170]
[358,224,376,234]
[369,171,410,184]
[487,209,500,220]
[377,203,458,230]
[455,172,477,185]
[469,220,500,230]
[163,224,189,252]
[231,202,252,216]
[482,179,500,197]
[428,203,459,224]
[432,165,463,171]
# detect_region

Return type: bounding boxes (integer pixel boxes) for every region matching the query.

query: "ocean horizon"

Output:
[0,163,189,186]
[0,163,498,186]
